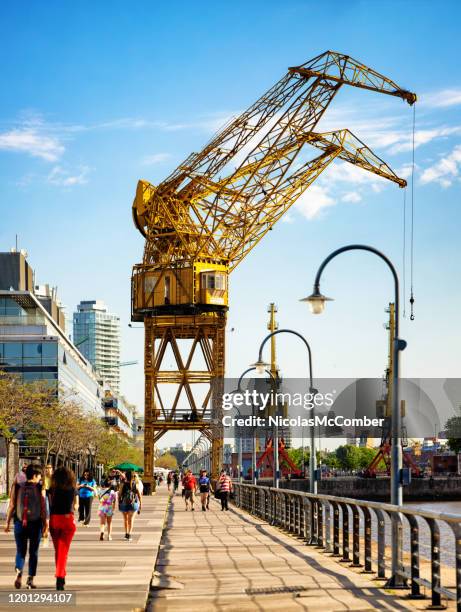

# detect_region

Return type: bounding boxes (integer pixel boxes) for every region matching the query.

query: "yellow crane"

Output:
[131,50,416,491]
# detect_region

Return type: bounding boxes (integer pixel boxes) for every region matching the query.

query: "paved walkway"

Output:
[0,491,168,611]
[149,491,432,612]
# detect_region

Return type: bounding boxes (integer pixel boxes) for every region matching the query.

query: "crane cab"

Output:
[199,270,227,306]
[131,261,228,318]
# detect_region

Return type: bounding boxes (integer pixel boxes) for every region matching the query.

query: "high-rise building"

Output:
[0,251,104,415]
[73,300,120,393]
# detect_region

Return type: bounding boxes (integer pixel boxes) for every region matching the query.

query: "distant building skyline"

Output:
[73,299,120,393]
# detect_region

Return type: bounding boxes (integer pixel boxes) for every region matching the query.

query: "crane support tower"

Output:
[131,51,416,491]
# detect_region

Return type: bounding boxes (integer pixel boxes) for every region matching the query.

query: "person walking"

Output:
[134,473,144,499]
[217,470,233,511]
[182,469,196,511]
[4,464,48,589]
[77,469,97,526]
[198,469,211,511]
[118,471,142,541]
[166,471,173,493]
[173,472,179,495]
[98,482,117,541]
[44,464,53,495]
[48,467,78,591]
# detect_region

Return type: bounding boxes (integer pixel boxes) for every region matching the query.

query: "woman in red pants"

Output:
[48,467,78,590]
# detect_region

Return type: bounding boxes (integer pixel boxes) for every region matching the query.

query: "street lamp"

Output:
[254,330,317,494]
[235,367,277,486]
[302,244,406,587]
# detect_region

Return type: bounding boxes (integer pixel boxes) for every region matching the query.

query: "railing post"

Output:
[386,511,407,588]
[449,522,461,612]
[324,501,332,553]
[361,506,373,574]
[425,517,442,609]
[404,513,423,599]
[351,504,362,567]
[303,498,311,544]
[339,502,350,562]
[374,508,386,579]
[308,499,318,545]
[331,501,341,556]
[317,500,324,548]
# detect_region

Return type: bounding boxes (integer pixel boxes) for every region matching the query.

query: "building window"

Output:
[23,343,42,366]
[3,343,22,366]
[42,343,58,366]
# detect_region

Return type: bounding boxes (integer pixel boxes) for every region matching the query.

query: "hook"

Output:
[409,293,415,321]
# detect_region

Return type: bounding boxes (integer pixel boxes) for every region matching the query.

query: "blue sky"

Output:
[1,1,460,447]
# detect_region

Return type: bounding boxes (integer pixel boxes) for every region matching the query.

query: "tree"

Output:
[445,416,461,454]
[322,451,340,469]
[287,447,310,469]
[334,445,378,471]
[0,372,36,491]
[156,453,178,470]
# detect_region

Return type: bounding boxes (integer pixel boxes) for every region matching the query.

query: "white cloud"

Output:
[0,128,64,161]
[142,153,171,165]
[96,111,237,134]
[295,185,335,219]
[324,160,389,189]
[388,126,461,154]
[47,165,90,187]
[420,145,461,187]
[341,191,362,203]
[421,88,461,108]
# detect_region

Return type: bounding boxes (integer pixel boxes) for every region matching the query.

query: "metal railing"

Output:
[233,483,461,610]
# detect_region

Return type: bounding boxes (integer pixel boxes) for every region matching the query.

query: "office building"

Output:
[0,251,104,415]
[73,300,120,393]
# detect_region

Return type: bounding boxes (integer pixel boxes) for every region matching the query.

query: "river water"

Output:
[368,500,461,570]
[402,501,461,569]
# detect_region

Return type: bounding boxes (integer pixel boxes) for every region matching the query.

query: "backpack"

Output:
[120,482,137,506]
[15,482,43,526]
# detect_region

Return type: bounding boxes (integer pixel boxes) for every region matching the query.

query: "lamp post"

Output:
[302,244,406,587]
[235,367,278,486]
[252,330,317,494]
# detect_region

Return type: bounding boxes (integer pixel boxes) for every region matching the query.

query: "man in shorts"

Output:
[182,470,197,511]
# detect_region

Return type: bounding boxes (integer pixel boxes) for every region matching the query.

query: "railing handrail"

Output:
[234,482,461,524]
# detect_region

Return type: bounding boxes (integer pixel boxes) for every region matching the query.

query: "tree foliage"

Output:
[0,372,142,485]
[445,416,461,454]
[287,444,380,472]
[156,452,178,469]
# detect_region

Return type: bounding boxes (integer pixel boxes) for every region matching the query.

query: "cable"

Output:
[409,104,416,321]
[402,188,406,318]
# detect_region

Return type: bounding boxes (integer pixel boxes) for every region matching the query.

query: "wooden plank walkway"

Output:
[0,487,453,611]
[148,490,433,612]
[0,492,168,611]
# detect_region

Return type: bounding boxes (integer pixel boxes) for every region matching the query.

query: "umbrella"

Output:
[114,462,143,472]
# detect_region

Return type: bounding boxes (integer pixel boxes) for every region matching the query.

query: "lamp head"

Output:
[300,290,333,314]
[251,359,269,375]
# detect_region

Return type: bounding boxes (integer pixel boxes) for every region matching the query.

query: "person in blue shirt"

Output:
[198,469,211,511]
[77,470,97,526]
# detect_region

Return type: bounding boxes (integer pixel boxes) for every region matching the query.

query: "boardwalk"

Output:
[0,488,452,611]
[0,493,168,611]
[149,490,430,612]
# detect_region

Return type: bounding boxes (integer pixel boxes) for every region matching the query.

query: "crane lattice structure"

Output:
[131,51,416,491]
